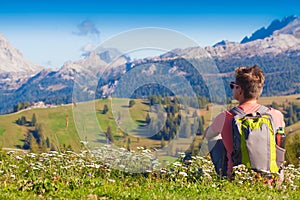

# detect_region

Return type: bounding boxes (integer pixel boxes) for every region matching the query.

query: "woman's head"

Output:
[234,65,265,100]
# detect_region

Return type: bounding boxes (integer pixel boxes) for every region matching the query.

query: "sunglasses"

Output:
[230,82,239,89]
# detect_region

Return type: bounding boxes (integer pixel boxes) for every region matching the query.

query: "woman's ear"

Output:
[239,87,243,96]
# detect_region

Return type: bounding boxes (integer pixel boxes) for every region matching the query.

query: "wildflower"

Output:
[173,162,182,167]
[119,165,125,169]
[27,153,36,158]
[9,165,19,169]
[6,151,15,155]
[178,152,185,158]
[15,155,23,160]
[94,164,101,169]
[179,172,188,177]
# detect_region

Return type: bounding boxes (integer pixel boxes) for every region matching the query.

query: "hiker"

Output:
[204,65,285,179]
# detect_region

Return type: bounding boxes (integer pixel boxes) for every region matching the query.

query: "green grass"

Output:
[0,105,81,151]
[0,150,299,199]
[0,127,5,136]
[0,99,152,152]
[258,94,300,106]
[0,94,299,156]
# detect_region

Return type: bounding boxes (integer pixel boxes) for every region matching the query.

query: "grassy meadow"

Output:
[0,148,299,199]
[0,98,210,155]
[0,94,299,199]
[0,94,299,156]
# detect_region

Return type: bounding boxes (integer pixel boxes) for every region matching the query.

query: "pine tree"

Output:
[129,100,135,108]
[35,124,44,144]
[29,133,39,153]
[181,117,191,138]
[201,116,205,125]
[23,133,31,149]
[31,113,37,126]
[161,137,166,148]
[20,116,27,125]
[126,137,131,151]
[40,139,47,152]
[16,118,21,125]
[106,126,114,143]
[45,137,50,148]
[197,117,204,135]
[102,104,109,114]
[145,113,151,124]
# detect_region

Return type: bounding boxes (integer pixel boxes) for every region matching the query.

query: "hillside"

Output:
[0,97,209,157]
[0,99,153,152]
[1,94,299,164]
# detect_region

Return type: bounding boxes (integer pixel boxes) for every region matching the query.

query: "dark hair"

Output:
[235,64,265,99]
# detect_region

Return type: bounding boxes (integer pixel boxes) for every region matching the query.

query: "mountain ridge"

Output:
[1,15,300,114]
[241,15,298,43]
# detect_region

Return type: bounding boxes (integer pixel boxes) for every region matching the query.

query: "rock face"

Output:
[0,34,41,73]
[206,16,300,59]
[241,15,299,43]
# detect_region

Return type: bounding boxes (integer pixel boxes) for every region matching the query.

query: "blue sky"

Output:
[0,0,299,68]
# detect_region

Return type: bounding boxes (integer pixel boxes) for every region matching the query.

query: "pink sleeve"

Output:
[269,108,285,130]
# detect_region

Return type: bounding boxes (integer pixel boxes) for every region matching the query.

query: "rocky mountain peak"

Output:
[213,40,238,48]
[205,16,300,58]
[0,33,42,73]
[241,15,299,44]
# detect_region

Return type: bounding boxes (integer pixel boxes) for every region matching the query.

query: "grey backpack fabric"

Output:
[230,105,285,173]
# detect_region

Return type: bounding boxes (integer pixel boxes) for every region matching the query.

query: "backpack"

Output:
[231,105,285,173]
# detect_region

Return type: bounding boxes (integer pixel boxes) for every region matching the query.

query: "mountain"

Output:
[241,15,298,43]
[0,34,41,73]
[1,15,300,114]
[0,33,43,92]
[209,16,300,58]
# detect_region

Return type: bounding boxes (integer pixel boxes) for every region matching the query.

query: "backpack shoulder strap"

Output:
[256,105,270,115]
[230,105,270,117]
[230,106,247,117]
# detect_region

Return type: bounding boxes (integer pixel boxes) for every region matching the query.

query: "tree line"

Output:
[147,95,206,142]
[16,113,57,153]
